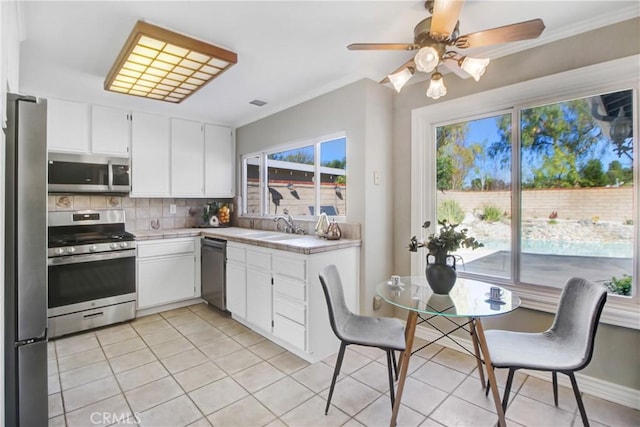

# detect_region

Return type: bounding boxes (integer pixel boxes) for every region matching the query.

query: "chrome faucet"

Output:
[274,209,295,233]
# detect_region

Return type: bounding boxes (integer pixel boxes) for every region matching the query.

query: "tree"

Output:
[490,98,613,188]
[579,159,607,187]
[436,122,480,190]
[322,158,346,169]
[606,160,633,186]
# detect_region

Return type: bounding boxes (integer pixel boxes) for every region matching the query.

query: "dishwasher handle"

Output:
[202,238,227,250]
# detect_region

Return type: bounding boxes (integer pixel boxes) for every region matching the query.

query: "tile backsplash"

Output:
[48,195,234,232]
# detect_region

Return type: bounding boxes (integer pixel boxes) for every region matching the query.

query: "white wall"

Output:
[236,78,395,315]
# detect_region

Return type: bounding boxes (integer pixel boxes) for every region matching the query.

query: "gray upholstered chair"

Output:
[484,277,607,427]
[319,265,406,414]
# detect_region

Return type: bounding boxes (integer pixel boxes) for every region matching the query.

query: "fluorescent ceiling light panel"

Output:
[105,20,237,103]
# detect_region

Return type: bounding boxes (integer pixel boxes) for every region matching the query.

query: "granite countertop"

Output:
[132,227,361,255]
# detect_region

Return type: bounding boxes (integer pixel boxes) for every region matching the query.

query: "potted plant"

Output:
[409,220,483,294]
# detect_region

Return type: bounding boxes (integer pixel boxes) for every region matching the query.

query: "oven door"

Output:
[47,249,136,317]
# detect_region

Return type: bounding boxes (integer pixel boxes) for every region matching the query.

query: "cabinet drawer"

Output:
[274,297,306,325]
[273,276,306,302]
[226,245,246,263]
[273,314,306,351]
[137,238,195,258]
[246,248,271,271]
[272,255,306,281]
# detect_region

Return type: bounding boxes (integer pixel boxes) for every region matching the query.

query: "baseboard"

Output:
[413,324,640,410]
[135,298,206,317]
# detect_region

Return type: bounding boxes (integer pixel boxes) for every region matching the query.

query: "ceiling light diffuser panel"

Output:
[104,20,237,103]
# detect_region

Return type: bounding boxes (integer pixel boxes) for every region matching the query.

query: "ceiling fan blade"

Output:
[348,43,419,51]
[441,60,471,80]
[430,0,466,40]
[454,18,545,49]
[380,59,416,84]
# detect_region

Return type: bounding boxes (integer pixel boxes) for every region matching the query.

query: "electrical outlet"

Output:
[169,204,176,214]
[373,295,382,311]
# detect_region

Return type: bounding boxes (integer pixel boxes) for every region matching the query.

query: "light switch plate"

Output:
[373,171,381,185]
[169,204,176,214]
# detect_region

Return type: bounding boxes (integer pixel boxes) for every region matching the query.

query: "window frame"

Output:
[240,131,347,219]
[411,56,639,328]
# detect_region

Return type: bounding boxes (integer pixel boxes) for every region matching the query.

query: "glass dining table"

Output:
[376,277,521,427]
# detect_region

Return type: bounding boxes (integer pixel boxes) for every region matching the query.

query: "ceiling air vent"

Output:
[249,99,267,107]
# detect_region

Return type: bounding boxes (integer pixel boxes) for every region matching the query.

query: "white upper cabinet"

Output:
[204,124,234,198]
[171,118,204,197]
[131,112,170,197]
[91,105,130,157]
[46,99,90,153]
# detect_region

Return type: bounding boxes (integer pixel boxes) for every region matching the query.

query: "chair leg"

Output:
[502,368,515,412]
[485,366,494,396]
[552,371,559,406]
[386,350,396,409]
[568,372,590,427]
[391,350,399,381]
[325,342,347,415]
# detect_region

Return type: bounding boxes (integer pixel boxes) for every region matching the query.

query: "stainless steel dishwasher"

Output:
[201,238,227,311]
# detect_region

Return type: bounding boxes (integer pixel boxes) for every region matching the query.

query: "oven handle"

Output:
[47,249,136,266]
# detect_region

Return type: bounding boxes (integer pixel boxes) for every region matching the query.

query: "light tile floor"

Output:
[48,303,639,427]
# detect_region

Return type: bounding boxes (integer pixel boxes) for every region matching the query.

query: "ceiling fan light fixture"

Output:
[426,71,447,100]
[104,20,237,103]
[414,46,440,73]
[459,56,490,82]
[388,67,415,93]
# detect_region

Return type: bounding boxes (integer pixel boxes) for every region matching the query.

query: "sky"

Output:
[269,136,346,167]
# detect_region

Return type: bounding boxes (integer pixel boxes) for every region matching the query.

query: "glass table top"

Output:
[376,277,521,318]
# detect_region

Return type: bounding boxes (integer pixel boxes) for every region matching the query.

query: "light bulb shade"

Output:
[414,46,440,73]
[427,72,447,100]
[460,57,490,82]
[388,68,414,93]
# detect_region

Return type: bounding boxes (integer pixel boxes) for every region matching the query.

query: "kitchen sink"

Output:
[241,231,277,238]
[261,234,301,241]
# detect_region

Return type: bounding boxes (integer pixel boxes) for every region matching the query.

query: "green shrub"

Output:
[548,219,558,225]
[437,200,465,224]
[481,205,503,223]
[605,275,632,296]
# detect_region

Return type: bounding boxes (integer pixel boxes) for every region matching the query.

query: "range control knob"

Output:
[67,247,76,254]
[110,243,119,249]
[54,247,66,255]
[120,242,128,248]
[89,245,98,252]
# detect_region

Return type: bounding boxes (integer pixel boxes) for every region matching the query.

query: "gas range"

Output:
[47,209,137,338]
[48,210,136,257]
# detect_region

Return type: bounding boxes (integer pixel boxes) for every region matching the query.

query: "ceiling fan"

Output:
[348,0,545,99]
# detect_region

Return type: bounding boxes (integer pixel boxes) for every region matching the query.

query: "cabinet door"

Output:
[171,118,204,197]
[91,105,130,157]
[204,124,234,197]
[246,268,272,332]
[130,112,171,197]
[137,254,196,309]
[47,99,90,153]
[226,262,246,319]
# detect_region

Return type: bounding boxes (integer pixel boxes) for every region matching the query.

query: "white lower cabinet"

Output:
[137,238,200,310]
[226,261,246,318]
[225,241,359,363]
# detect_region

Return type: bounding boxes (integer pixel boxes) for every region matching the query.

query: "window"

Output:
[242,134,347,217]
[412,56,639,327]
[435,91,634,294]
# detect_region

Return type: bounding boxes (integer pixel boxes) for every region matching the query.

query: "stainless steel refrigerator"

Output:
[4,94,48,426]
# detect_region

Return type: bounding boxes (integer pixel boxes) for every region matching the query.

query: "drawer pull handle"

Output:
[83,312,104,319]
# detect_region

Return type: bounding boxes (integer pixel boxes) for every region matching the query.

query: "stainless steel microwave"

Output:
[48,153,131,193]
